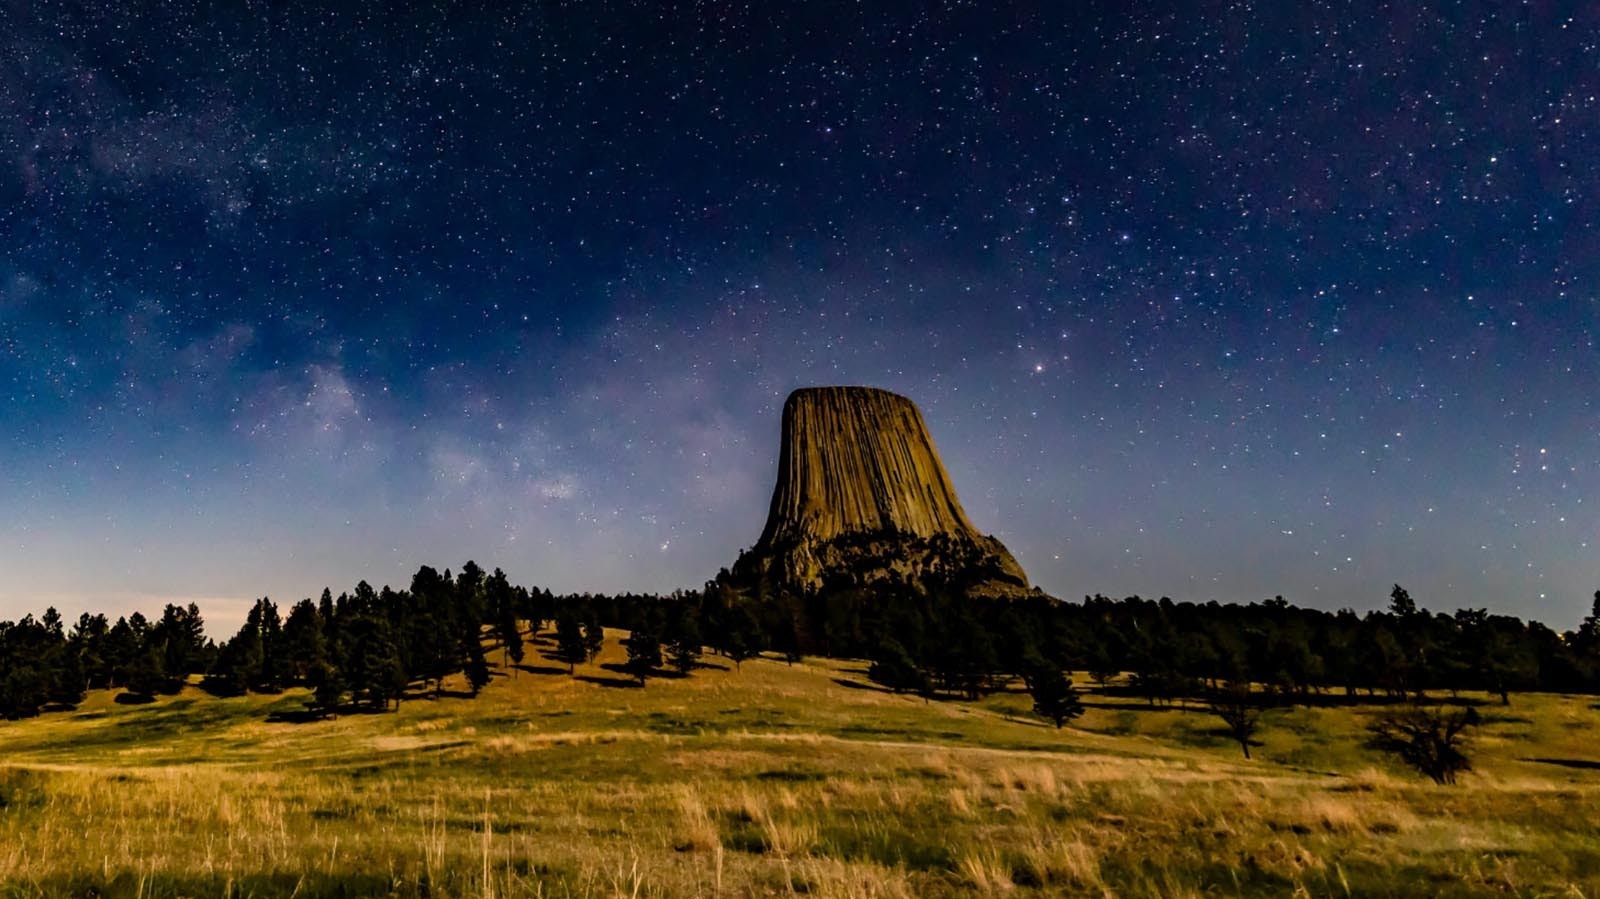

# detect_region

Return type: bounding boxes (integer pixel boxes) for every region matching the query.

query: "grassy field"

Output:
[3,628,1599,897]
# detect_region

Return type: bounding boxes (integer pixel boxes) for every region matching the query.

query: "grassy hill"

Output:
[2,627,1599,897]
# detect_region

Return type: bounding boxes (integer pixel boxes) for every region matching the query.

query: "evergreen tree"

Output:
[257,598,291,690]
[317,588,337,641]
[104,616,141,688]
[0,664,45,719]
[47,641,86,708]
[554,612,588,674]
[667,616,702,675]
[309,661,345,716]
[488,568,524,667]
[204,630,258,697]
[69,612,111,690]
[1573,591,1600,664]
[463,647,492,695]
[282,598,328,683]
[766,590,806,664]
[0,615,58,718]
[344,614,406,711]
[623,627,663,685]
[1389,584,1418,618]
[718,603,764,671]
[867,638,928,696]
[124,645,168,700]
[152,602,209,687]
[1028,663,1085,729]
[582,611,605,663]
[1085,641,1118,689]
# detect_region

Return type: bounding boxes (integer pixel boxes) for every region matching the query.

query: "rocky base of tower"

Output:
[729,528,1033,601]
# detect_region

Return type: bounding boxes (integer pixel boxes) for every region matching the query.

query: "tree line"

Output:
[6,559,1600,727]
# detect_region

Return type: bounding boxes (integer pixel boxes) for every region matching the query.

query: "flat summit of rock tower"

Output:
[731,386,1030,598]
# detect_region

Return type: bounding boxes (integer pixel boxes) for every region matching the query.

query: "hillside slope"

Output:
[2,627,1598,897]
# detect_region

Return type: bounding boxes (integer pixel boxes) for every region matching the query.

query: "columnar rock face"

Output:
[733,386,1030,598]
[758,386,981,544]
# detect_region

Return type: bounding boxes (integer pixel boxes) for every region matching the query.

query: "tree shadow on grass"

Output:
[1523,757,1600,771]
[267,702,392,724]
[596,660,694,680]
[575,673,642,689]
[400,687,478,701]
[513,662,572,676]
[266,707,331,724]
[831,677,894,694]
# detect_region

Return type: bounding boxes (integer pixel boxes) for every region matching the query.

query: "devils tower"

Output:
[730,386,1030,599]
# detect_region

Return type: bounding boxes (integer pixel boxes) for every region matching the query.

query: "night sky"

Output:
[3,2,1598,630]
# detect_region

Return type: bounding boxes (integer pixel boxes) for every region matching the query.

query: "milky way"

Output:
[2,3,1597,628]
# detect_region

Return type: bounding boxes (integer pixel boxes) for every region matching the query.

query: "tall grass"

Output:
[1,630,1598,896]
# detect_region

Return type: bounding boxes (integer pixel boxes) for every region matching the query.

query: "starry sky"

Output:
[3,2,1598,631]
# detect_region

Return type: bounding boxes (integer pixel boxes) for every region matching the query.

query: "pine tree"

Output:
[1028,663,1085,729]
[282,599,327,683]
[0,665,45,719]
[464,648,491,695]
[488,568,524,667]
[317,588,337,641]
[310,661,345,716]
[667,617,702,675]
[1575,591,1600,657]
[124,645,167,700]
[623,628,663,686]
[104,616,140,689]
[257,598,291,691]
[345,614,406,711]
[69,612,110,690]
[151,603,208,690]
[554,612,587,674]
[1389,584,1418,618]
[46,641,86,708]
[868,638,928,696]
[204,631,257,697]
[718,603,764,671]
[582,612,605,663]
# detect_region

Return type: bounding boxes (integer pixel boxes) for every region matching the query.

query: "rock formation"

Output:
[730,386,1030,599]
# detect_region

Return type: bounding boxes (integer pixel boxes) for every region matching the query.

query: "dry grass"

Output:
[1,629,1599,896]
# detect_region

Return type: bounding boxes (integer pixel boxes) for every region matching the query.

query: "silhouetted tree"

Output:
[719,603,764,671]
[1028,663,1085,729]
[344,614,406,711]
[124,645,167,700]
[582,611,606,663]
[488,568,524,667]
[282,598,328,682]
[1366,706,1479,785]
[310,661,345,715]
[152,602,208,689]
[667,617,703,675]
[1206,681,1263,759]
[554,612,587,674]
[623,628,663,686]
[868,638,928,696]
